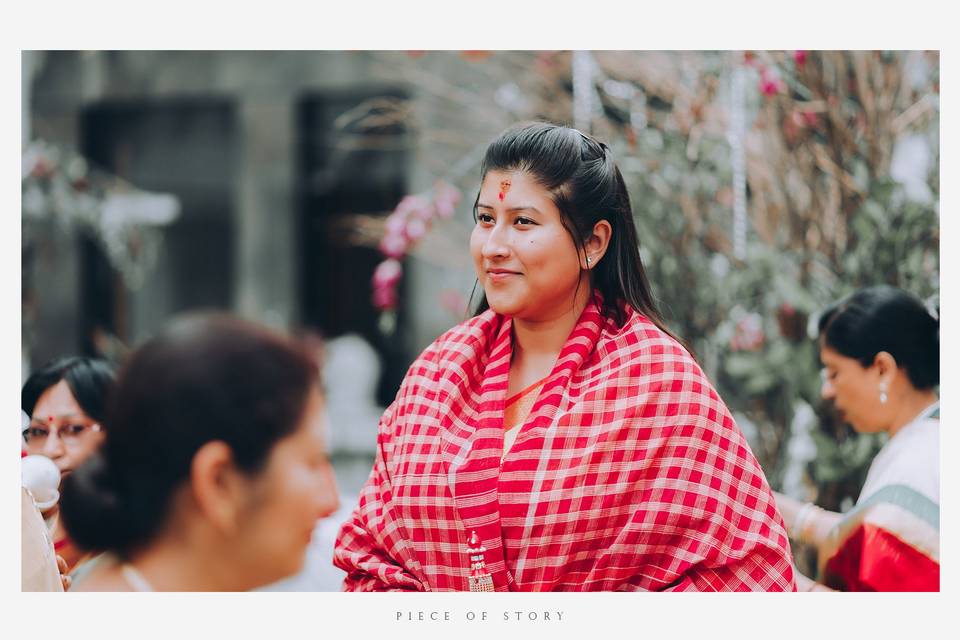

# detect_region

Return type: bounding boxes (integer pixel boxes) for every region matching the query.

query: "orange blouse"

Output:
[502,374,549,458]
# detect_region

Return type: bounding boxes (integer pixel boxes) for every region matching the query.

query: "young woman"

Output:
[334,122,795,591]
[775,286,939,591]
[61,313,340,591]
[21,357,116,576]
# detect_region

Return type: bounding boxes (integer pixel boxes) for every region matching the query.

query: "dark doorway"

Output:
[297,88,411,406]
[81,98,237,352]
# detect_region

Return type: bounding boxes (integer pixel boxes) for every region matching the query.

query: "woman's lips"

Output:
[486,270,520,283]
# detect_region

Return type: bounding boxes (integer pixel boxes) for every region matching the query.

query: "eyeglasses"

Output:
[22,421,101,449]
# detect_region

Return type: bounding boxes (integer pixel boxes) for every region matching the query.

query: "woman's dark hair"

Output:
[471,121,680,344]
[60,313,321,557]
[818,285,939,390]
[22,356,116,422]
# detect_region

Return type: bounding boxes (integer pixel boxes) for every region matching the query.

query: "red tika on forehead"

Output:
[498,179,511,200]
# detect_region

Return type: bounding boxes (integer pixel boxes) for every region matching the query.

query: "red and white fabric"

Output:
[819,403,939,591]
[334,297,796,591]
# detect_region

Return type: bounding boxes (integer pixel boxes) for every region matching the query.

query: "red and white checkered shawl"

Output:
[334,297,796,591]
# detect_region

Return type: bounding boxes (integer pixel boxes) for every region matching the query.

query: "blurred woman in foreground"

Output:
[62,313,339,591]
[775,286,939,591]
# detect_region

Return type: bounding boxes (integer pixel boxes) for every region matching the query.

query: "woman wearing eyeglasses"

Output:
[21,357,116,576]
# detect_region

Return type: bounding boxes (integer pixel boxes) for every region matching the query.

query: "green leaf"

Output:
[724,352,762,378]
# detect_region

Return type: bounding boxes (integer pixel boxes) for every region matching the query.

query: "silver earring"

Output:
[586,257,592,266]
[879,383,888,405]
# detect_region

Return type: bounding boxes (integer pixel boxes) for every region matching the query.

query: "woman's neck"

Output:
[125,532,247,592]
[512,281,591,362]
[887,389,939,439]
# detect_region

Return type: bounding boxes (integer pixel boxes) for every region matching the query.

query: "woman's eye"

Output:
[515,217,536,226]
[65,424,87,435]
[477,213,494,224]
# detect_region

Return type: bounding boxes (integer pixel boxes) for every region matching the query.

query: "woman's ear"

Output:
[873,351,898,383]
[190,441,246,536]
[582,219,612,270]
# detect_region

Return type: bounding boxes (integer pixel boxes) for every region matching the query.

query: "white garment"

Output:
[21,487,62,591]
[858,402,939,505]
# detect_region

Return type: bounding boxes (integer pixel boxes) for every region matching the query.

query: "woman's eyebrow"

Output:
[477,203,542,214]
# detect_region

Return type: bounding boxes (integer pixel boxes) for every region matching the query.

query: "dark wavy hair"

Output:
[470,121,681,345]
[60,313,320,558]
[22,356,116,423]
[818,285,939,390]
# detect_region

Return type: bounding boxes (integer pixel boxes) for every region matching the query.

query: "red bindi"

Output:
[48,416,54,423]
[498,179,511,201]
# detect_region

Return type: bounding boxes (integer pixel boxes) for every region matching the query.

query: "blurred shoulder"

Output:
[68,553,129,592]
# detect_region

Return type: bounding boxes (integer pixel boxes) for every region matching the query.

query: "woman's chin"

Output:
[486,298,523,317]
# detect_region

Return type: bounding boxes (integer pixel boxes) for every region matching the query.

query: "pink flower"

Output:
[385,213,407,237]
[372,285,398,311]
[760,70,785,97]
[405,216,428,242]
[433,182,462,219]
[413,204,437,222]
[801,110,819,127]
[534,52,556,74]
[434,197,456,220]
[379,233,408,259]
[372,257,402,312]
[396,195,431,218]
[372,259,402,289]
[793,50,808,67]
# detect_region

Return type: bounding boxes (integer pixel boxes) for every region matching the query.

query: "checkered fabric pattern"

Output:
[334,297,796,591]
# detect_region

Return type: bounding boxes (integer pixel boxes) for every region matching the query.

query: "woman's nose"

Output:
[318,464,340,517]
[820,380,835,400]
[481,224,510,259]
[42,430,65,458]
